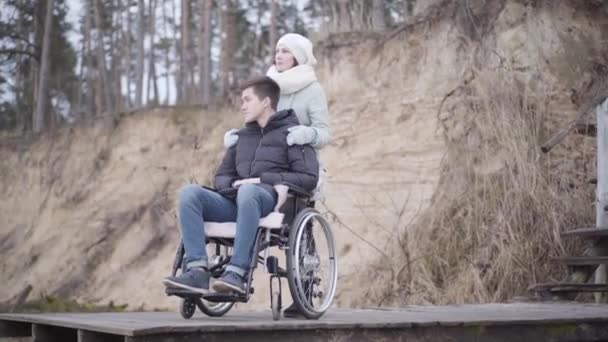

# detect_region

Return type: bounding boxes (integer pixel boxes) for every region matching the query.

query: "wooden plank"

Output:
[78,329,124,342]
[32,324,77,342]
[0,320,30,338]
[573,122,597,137]
[553,256,608,266]
[561,228,608,238]
[529,283,608,293]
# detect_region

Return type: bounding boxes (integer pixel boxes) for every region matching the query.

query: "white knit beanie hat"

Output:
[276,33,317,67]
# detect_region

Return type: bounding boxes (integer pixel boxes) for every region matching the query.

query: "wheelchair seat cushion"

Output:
[205,212,285,239]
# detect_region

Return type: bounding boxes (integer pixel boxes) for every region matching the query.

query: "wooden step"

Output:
[552,256,608,266]
[529,282,608,293]
[561,227,608,238]
[573,122,597,137]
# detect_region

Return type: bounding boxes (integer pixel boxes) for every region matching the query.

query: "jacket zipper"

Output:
[250,127,264,175]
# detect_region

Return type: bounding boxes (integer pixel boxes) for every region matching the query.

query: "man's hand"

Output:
[232,178,261,187]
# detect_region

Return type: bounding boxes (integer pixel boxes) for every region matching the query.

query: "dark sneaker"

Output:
[212,271,246,294]
[162,267,210,294]
[283,302,305,318]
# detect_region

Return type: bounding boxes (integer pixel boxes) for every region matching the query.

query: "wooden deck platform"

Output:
[2,303,608,341]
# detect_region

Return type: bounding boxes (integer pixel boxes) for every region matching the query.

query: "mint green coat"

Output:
[277,81,330,149]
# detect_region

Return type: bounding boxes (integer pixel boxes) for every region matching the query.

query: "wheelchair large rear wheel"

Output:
[286,207,338,319]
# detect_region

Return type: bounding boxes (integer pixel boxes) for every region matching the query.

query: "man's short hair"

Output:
[240,76,280,110]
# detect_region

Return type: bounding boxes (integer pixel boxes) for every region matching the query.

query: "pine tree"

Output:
[0,0,77,132]
[92,0,114,113]
[135,0,146,106]
[33,0,54,132]
[199,0,213,105]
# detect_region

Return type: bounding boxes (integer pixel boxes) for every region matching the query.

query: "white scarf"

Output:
[266,65,317,95]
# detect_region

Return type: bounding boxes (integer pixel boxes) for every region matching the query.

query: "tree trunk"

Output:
[15,0,25,131]
[199,0,213,104]
[33,0,54,133]
[135,0,146,106]
[76,25,86,119]
[372,0,385,30]
[125,2,132,108]
[174,0,182,103]
[31,3,43,127]
[146,0,158,105]
[404,0,415,22]
[220,0,237,99]
[319,0,335,33]
[337,0,350,32]
[93,0,114,113]
[350,1,364,30]
[252,2,263,65]
[338,0,353,32]
[84,1,95,116]
[180,0,193,103]
[111,0,123,112]
[161,0,171,104]
[269,0,278,54]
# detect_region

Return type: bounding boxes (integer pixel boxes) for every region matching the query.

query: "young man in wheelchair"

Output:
[162,76,319,295]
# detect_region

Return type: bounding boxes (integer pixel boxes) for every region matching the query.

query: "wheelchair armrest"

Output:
[278,182,313,198]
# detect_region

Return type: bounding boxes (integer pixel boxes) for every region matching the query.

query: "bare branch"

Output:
[320,201,390,260]
[0,48,38,61]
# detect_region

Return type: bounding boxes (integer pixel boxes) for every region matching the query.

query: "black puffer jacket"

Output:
[214,109,319,200]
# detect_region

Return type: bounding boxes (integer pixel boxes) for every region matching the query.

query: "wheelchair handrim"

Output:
[293,212,338,314]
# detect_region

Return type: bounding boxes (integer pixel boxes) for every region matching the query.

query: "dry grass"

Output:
[360,65,594,306]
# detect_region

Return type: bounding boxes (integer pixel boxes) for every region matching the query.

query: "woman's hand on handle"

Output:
[224,129,239,149]
[286,125,317,146]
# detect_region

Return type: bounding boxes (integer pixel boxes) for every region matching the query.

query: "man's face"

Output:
[241,87,267,123]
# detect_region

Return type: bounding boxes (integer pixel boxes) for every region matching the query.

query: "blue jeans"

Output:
[177,183,275,277]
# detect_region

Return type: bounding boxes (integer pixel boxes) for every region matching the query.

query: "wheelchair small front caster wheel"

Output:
[179,298,196,319]
[271,291,281,321]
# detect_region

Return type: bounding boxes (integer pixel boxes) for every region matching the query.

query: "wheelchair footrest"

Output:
[165,287,202,298]
[203,292,248,303]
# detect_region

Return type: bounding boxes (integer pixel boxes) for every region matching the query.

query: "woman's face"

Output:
[275,45,297,72]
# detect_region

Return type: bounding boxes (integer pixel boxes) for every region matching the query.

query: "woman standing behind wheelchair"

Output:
[224,33,331,318]
[225,33,330,162]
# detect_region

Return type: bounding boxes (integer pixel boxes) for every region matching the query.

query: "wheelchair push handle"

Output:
[273,184,289,212]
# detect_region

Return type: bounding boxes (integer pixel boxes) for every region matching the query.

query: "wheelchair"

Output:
[165,183,338,320]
